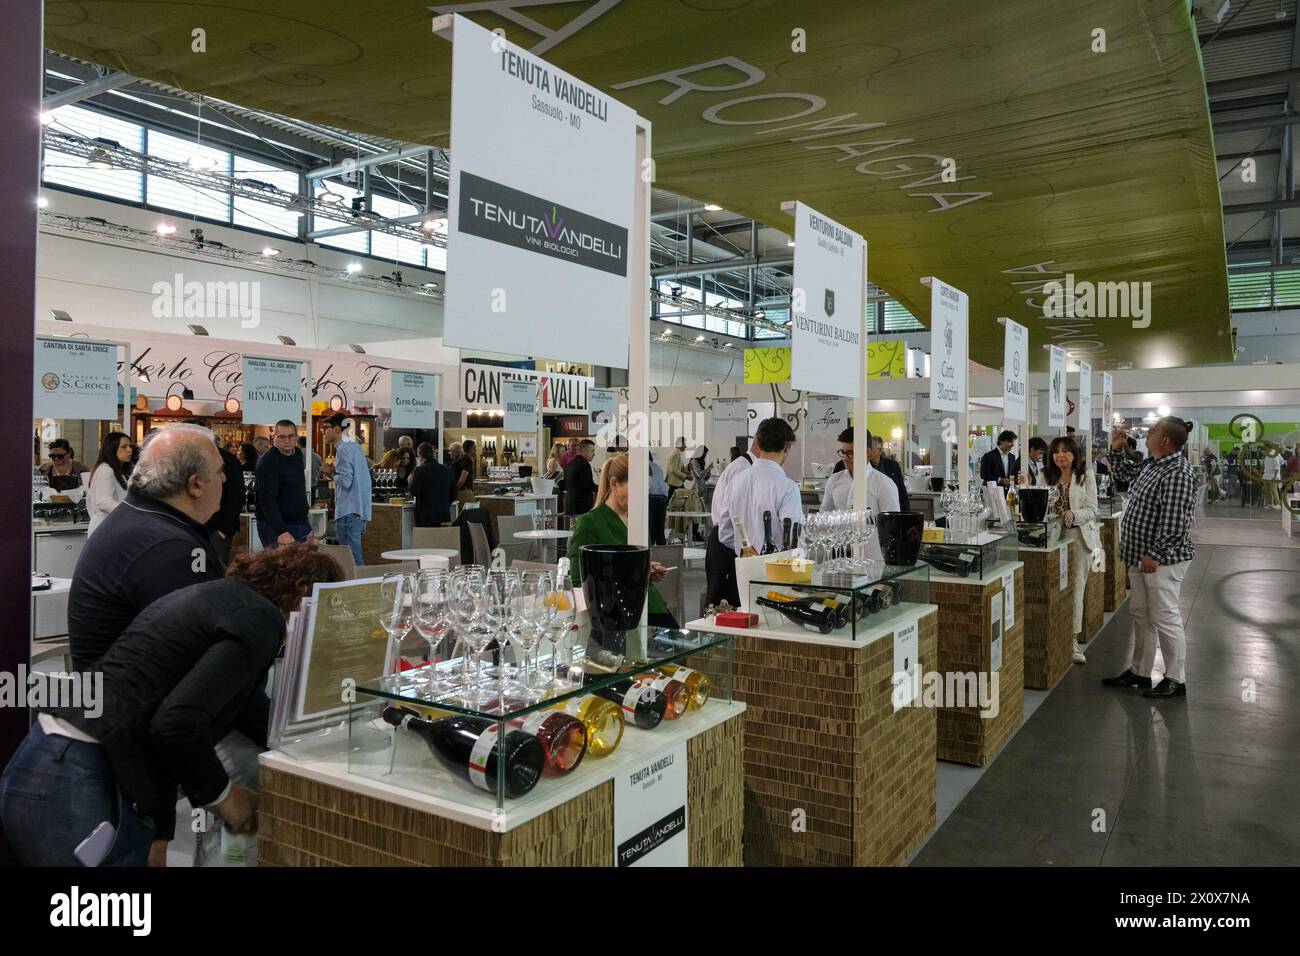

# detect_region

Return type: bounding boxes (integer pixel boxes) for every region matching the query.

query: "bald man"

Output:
[68,423,226,670]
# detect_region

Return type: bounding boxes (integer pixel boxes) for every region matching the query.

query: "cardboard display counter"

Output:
[259,703,744,868]
[1100,513,1127,612]
[1016,543,1075,689]
[686,602,939,867]
[928,560,1025,766]
[362,501,415,564]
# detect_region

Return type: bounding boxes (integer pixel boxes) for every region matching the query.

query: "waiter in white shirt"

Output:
[717,417,802,564]
[821,427,899,562]
[705,438,758,607]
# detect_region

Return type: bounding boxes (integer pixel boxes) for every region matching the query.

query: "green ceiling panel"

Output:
[45,0,1232,369]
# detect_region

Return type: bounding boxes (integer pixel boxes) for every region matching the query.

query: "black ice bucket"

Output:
[877,511,925,566]
[1019,487,1049,523]
[580,544,650,633]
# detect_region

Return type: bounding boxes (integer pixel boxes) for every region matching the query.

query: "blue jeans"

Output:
[0,722,155,866]
[256,520,313,548]
[334,514,367,564]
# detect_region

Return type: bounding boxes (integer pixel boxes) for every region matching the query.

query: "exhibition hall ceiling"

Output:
[44,0,1231,370]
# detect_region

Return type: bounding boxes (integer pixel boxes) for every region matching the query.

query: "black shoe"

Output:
[1143,678,1186,699]
[1101,669,1153,689]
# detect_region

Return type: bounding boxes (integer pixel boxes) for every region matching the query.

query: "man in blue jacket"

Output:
[323,412,372,563]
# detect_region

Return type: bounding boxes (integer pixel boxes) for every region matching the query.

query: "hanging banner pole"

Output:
[303,360,313,514]
[854,243,869,512]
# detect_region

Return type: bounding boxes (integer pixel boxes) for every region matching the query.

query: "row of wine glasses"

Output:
[801,510,877,572]
[379,565,579,712]
[939,484,986,537]
[371,469,406,495]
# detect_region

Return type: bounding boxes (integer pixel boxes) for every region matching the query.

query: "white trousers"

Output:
[1065,530,1094,636]
[1127,561,1190,683]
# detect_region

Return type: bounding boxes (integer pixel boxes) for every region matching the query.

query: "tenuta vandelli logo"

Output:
[458,171,628,276]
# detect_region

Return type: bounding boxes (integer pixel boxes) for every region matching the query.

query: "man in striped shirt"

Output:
[1101,417,1198,699]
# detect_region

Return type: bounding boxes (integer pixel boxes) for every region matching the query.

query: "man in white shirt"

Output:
[717,418,801,561]
[1263,448,1284,508]
[821,427,899,562]
[704,438,758,607]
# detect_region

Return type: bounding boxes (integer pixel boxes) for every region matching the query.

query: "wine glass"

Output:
[449,568,488,702]
[513,571,552,697]
[412,569,454,697]
[378,572,416,690]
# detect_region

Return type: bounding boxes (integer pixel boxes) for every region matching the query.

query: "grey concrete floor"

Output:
[910,537,1300,866]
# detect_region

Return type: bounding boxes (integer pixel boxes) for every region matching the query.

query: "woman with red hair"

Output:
[0,542,342,867]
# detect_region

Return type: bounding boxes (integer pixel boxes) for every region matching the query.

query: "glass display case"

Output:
[347,625,733,810]
[921,528,1019,579]
[1014,517,1062,549]
[1096,492,1126,517]
[746,562,930,641]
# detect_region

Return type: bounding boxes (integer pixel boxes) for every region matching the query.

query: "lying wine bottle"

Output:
[382,706,545,798]
[755,595,835,634]
[641,670,690,719]
[581,673,667,729]
[655,663,711,709]
[552,695,624,758]
[510,710,587,775]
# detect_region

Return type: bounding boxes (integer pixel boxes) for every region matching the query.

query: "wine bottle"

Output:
[790,522,800,551]
[382,707,545,798]
[654,664,711,709]
[734,518,758,558]
[863,582,895,613]
[761,510,777,554]
[552,695,625,758]
[641,671,690,720]
[511,710,587,775]
[782,517,793,551]
[582,673,667,729]
[755,595,836,634]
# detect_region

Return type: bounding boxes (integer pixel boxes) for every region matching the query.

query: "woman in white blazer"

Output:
[85,430,134,536]
[1029,436,1103,664]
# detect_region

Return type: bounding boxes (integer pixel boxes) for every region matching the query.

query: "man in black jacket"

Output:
[255,419,312,547]
[979,430,1019,488]
[68,423,226,671]
[564,439,599,515]
[869,435,909,511]
[187,418,245,563]
[410,442,456,527]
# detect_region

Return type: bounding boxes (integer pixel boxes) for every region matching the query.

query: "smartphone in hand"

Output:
[74,820,116,867]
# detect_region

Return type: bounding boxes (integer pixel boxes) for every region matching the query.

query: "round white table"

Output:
[381,548,459,561]
[514,529,573,563]
[667,510,712,546]
[682,547,706,566]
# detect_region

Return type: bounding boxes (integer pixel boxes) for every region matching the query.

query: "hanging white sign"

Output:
[1102,372,1114,430]
[613,740,688,867]
[929,278,968,413]
[460,363,592,414]
[588,388,618,440]
[1002,318,1028,423]
[390,371,438,428]
[1075,360,1092,436]
[1048,346,1067,428]
[34,337,118,421]
[1001,569,1016,630]
[712,398,749,445]
[443,15,637,369]
[990,591,1004,674]
[806,394,848,437]
[242,356,302,425]
[503,380,537,433]
[791,202,865,398]
[892,619,920,712]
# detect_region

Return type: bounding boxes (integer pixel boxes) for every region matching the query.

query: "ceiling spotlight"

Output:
[348,343,366,353]
[389,270,403,283]
[350,197,366,215]
[86,148,114,170]
[36,196,48,209]
[277,335,296,346]
[317,190,345,205]
[695,334,707,342]
[49,309,72,322]
[187,324,209,336]
[754,310,765,319]
[39,111,54,126]
[1157,405,1171,417]
[670,286,683,298]
[421,217,447,232]
[421,281,439,289]
[187,154,217,171]
[190,227,204,244]
[722,342,735,349]
[156,223,177,236]
[345,262,362,274]
[702,379,714,385]
[261,246,280,257]
[703,203,722,212]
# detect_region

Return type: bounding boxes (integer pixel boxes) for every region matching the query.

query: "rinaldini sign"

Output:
[460,363,592,414]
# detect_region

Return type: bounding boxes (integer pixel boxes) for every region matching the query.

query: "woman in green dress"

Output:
[567,453,678,628]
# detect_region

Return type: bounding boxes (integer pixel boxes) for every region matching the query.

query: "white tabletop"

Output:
[514,530,573,540]
[381,548,459,560]
[667,511,712,518]
[476,494,557,501]
[683,547,706,562]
